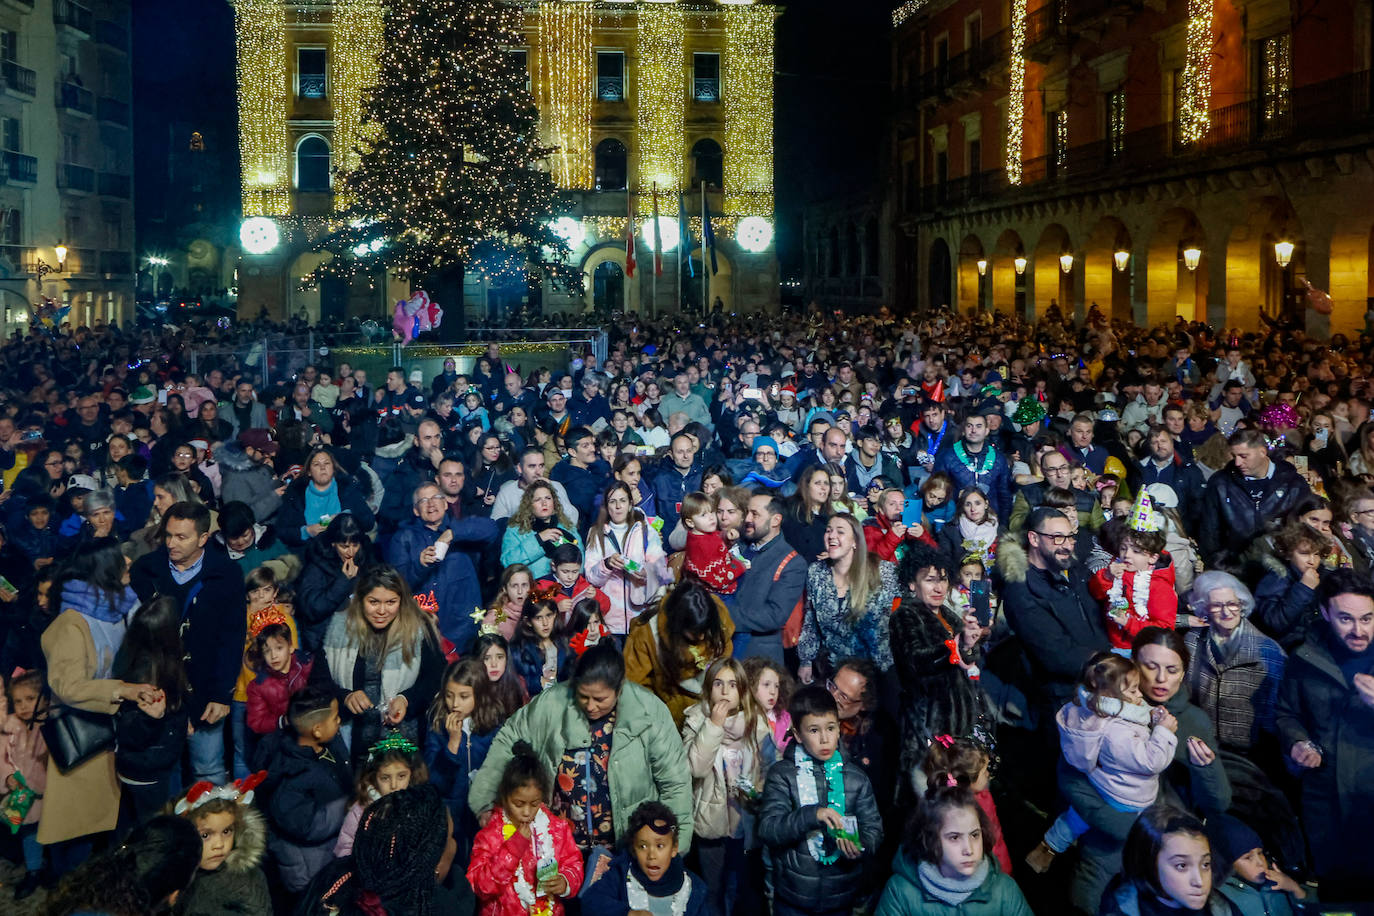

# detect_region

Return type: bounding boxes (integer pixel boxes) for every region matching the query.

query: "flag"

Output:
[651,182,662,277]
[624,191,636,279]
[702,188,718,275]
[678,193,694,278]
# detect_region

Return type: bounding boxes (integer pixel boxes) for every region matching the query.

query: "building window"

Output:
[693,53,720,103]
[934,36,949,90]
[691,137,723,188]
[0,30,15,62]
[297,48,327,99]
[510,49,530,92]
[104,217,120,249]
[1259,33,1291,128]
[1,209,20,246]
[965,15,981,53]
[593,137,627,190]
[1106,89,1126,158]
[968,138,981,175]
[63,132,79,163]
[596,51,624,102]
[1048,109,1067,175]
[2,117,19,152]
[295,135,331,191]
[65,215,81,241]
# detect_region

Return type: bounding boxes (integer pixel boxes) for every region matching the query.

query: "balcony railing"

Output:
[693,78,720,102]
[97,96,129,125]
[52,0,92,33]
[0,246,37,274]
[95,19,127,51]
[100,250,132,275]
[57,82,94,115]
[910,70,1372,216]
[3,151,35,183]
[298,73,326,99]
[64,247,96,274]
[57,163,95,193]
[1023,0,1067,60]
[1,61,34,96]
[907,27,1010,104]
[98,172,130,198]
[596,77,623,101]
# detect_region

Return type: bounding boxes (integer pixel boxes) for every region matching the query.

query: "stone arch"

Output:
[1147,207,1207,328]
[991,228,1026,317]
[294,134,331,192]
[958,233,987,314]
[1032,223,1073,320]
[582,244,630,313]
[1084,216,1133,323]
[1225,197,1302,330]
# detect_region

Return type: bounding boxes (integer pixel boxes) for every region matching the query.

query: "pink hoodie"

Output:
[1056,694,1176,810]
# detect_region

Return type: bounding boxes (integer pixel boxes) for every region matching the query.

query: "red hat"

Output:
[780,384,797,395]
[238,428,279,456]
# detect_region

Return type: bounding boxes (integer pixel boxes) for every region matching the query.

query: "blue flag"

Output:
[678,193,694,278]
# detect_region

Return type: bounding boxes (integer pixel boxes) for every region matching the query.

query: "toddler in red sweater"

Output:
[681,491,747,595]
[1089,491,1177,654]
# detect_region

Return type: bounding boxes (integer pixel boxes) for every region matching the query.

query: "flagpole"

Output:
[700,182,707,315]
[650,183,658,320]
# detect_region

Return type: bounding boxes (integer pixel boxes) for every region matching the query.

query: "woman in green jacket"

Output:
[467,641,695,852]
[876,776,1032,916]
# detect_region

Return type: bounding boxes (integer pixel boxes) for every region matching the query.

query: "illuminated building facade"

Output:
[230,0,780,321]
[893,0,1374,335]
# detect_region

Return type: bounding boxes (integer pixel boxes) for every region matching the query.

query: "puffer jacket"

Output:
[1197,460,1310,566]
[468,681,695,850]
[178,805,272,916]
[680,703,775,841]
[467,805,585,916]
[245,650,325,735]
[293,539,366,653]
[277,468,375,548]
[217,440,283,524]
[875,848,1032,916]
[757,741,883,913]
[1057,695,1177,810]
[252,729,352,893]
[386,514,498,650]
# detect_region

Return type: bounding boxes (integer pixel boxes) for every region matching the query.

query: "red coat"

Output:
[245,652,315,735]
[1089,557,1177,650]
[862,514,936,562]
[976,788,1013,877]
[467,806,584,916]
[535,575,611,626]
[684,529,746,594]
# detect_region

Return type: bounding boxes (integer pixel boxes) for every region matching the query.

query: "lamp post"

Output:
[54,242,67,272]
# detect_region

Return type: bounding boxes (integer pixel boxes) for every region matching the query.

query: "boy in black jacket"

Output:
[758,685,882,916]
[254,686,351,895]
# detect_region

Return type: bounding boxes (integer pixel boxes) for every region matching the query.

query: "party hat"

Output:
[1012,398,1047,427]
[1127,488,1164,533]
[248,606,290,640]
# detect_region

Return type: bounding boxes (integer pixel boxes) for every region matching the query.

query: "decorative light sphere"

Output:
[548,217,586,250]
[736,216,774,253]
[239,217,280,255]
[352,242,371,257]
[641,216,680,254]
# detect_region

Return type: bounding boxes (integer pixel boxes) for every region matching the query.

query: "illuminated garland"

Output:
[1005,0,1026,184]
[891,0,931,28]
[1178,0,1213,145]
[332,0,385,208]
[1261,33,1290,124]
[232,0,290,215]
[1054,109,1067,169]
[636,5,686,211]
[723,5,774,216]
[582,214,739,239]
[538,1,593,188]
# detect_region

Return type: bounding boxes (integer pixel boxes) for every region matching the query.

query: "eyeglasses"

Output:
[1206,601,1244,615]
[416,495,447,505]
[1352,508,1374,517]
[826,679,857,706]
[1032,531,1077,545]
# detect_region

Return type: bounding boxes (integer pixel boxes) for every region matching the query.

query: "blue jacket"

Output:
[578,853,712,916]
[510,637,572,697]
[650,461,703,547]
[424,724,496,856]
[931,441,1012,521]
[386,515,498,650]
[252,729,352,893]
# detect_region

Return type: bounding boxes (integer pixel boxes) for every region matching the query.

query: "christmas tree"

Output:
[310,0,574,329]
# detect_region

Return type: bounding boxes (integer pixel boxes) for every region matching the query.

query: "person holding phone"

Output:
[888,544,991,787]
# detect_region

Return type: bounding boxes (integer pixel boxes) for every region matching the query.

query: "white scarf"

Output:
[1106,568,1152,620]
[626,872,692,916]
[511,808,559,914]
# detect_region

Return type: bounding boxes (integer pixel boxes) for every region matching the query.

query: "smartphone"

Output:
[970,580,992,627]
[157,389,168,404]
[741,388,763,400]
[1292,455,1309,473]
[903,387,918,396]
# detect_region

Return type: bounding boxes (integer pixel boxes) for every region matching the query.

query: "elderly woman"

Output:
[468,643,693,852]
[278,447,376,547]
[797,513,900,684]
[499,479,581,579]
[1183,571,1286,756]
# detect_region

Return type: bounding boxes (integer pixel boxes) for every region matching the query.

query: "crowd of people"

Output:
[0,301,1370,916]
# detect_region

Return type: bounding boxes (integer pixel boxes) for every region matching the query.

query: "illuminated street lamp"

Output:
[976,258,987,276]
[54,242,68,272]
[1113,250,1130,272]
[1059,253,1074,273]
[1274,240,1295,268]
[1014,256,1027,275]
[1181,246,1202,271]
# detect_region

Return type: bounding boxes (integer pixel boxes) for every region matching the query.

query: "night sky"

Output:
[131,0,890,280]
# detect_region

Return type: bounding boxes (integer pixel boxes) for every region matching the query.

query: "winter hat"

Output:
[408,369,423,387]
[1012,398,1047,427]
[129,385,156,405]
[181,386,216,419]
[1208,814,1264,865]
[752,436,779,458]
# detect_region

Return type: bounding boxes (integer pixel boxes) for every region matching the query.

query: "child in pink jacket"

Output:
[2,668,49,899]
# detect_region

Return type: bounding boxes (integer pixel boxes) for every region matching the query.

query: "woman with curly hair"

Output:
[45,815,202,916]
[500,480,581,579]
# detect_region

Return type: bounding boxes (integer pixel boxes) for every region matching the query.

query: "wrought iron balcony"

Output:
[97,96,129,125]
[596,77,623,102]
[298,74,326,99]
[1023,0,1068,62]
[95,19,128,51]
[53,0,92,34]
[2,61,34,97]
[0,246,37,274]
[3,152,35,183]
[100,250,132,275]
[58,163,95,193]
[98,172,130,198]
[693,78,720,103]
[57,82,94,115]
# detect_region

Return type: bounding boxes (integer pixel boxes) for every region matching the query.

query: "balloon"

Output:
[392,290,443,346]
[1302,279,1333,316]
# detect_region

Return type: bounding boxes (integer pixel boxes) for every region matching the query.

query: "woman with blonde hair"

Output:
[323,564,443,763]
[500,480,581,579]
[797,513,899,684]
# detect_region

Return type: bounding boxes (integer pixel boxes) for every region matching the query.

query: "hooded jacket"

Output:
[874,848,1032,916]
[217,440,284,524]
[467,804,585,916]
[1097,879,1239,916]
[578,851,712,916]
[680,702,776,841]
[1056,694,1177,810]
[179,805,272,916]
[1197,460,1310,565]
[253,729,353,893]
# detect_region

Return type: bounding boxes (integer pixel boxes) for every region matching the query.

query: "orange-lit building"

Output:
[891,0,1374,334]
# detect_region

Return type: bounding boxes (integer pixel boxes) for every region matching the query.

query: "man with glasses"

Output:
[1344,490,1374,575]
[386,482,496,650]
[997,506,1109,712]
[1008,453,1103,533]
[826,657,895,800]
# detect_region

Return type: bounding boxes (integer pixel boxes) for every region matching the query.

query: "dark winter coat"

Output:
[1007,481,1103,533]
[1197,461,1310,565]
[510,637,572,697]
[130,545,247,720]
[1135,454,1206,531]
[423,723,496,856]
[757,741,884,913]
[217,440,284,524]
[377,447,437,536]
[1274,623,1374,888]
[1097,879,1240,916]
[113,696,190,783]
[253,729,353,893]
[550,457,611,536]
[277,467,376,548]
[293,538,368,653]
[994,535,1110,709]
[385,514,498,651]
[1253,563,1322,650]
[650,461,703,548]
[179,806,272,916]
[931,441,1013,521]
[578,852,712,916]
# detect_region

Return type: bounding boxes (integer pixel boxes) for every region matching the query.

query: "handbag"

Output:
[41,704,116,773]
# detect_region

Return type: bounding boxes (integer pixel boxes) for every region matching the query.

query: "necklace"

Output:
[953,441,996,475]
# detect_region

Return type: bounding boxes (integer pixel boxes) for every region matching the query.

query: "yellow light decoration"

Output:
[538,1,593,188]
[1006,0,1026,184]
[976,258,987,276]
[1054,109,1068,170]
[231,0,290,216]
[1178,0,1213,145]
[1274,239,1294,268]
[723,4,775,216]
[1261,33,1291,125]
[891,0,931,28]
[637,5,686,213]
[332,0,385,209]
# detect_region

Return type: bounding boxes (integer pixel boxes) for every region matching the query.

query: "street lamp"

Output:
[54,242,67,272]
[1059,253,1074,273]
[1181,246,1202,271]
[1014,256,1027,275]
[1113,250,1130,272]
[976,258,987,276]
[1274,240,1295,268]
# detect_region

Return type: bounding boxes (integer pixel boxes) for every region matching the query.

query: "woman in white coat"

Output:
[583,481,671,636]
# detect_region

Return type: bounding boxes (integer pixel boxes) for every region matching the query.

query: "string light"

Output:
[1054,109,1067,170]
[538,1,593,188]
[332,0,385,208]
[1178,0,1213,145]
[231,0,290,215]
[891,0,931,28]
[637,4,686,212]
[723,4,775,216]
[1262,33,1291,125]
[1006,0,1026,184]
